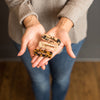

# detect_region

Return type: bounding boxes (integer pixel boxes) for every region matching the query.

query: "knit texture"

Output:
[5,0,94,44]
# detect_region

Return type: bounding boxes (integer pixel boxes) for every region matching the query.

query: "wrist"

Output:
[23,15,40,28]
[56,17,73,33]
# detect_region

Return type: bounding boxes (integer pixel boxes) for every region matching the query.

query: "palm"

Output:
[31,27,65,70]
[45,32,64,58]
[31,26,76,70]
[22,25,45,58]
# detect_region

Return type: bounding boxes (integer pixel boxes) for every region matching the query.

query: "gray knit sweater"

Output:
[5,0,94,44]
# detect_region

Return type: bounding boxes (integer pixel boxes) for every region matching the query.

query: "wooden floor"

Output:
[0,62,100,100]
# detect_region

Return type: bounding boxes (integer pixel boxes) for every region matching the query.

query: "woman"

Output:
[5,0,94,100]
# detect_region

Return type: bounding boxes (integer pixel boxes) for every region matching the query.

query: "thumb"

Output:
[65,42,76,59]
[17,39,28,56]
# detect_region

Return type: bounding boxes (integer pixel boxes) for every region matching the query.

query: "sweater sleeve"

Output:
[57,0,94,26]
[5,0,38,26]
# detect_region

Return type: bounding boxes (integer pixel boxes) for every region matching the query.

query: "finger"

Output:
[65,43,76,58]
[41,61,48,67]
[38,49,58,66]
[37,62,48,68]
[38,61,48,67]
[29,51,35,59]
[38,57,50,67]
[17,38,28,56]
[32,56,44,68]
[29,48,36,59]
[35,44,63,67]
[45,62,48,65]
[27,42,36,58]
[31,55,38,63]
[41,65,46,70]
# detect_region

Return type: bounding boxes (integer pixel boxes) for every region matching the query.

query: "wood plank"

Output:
[8,62,35,100]
[93,62,100,99]
[0,62,17,100]
[66,62,100,100]
[0,62,35,100]
[0,62,100,100]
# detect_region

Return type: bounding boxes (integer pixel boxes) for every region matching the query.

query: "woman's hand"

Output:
[31,17,76,70]
[17,15,48,68]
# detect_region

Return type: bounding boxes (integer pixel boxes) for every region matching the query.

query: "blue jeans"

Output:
[11,37,86,100]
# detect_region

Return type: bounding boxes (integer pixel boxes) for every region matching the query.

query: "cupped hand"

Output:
[17,15,48,68]
[31,23,76,70]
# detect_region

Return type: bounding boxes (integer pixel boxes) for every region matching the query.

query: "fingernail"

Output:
[43,68,45,70]
[74,56,76,58]
[38,64,42,66]
[17,53,20,56]
[73,54,76,58]
[73,53,76,58]
[37,65,40,68]
[32,65,36,68]
[71,51,76,58]
[17,51,22,56]
[43,66,45,70]
[45,62,48,65]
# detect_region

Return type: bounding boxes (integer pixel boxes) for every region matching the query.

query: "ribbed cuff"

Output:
[57,4,82,26]
[57,0,94,26]
[16,0,38,26]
